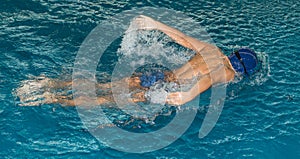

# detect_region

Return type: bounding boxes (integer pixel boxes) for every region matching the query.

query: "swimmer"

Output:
[15,15,259,106]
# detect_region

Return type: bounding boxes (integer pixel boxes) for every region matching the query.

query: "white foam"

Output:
[117,19,195,70]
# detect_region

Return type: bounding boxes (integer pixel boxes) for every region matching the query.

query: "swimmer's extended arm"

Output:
[134,15,222,77]
[134,15,217,53]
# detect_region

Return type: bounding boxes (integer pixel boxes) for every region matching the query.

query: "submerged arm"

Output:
[166,75,212,106]
[166,62,233,106]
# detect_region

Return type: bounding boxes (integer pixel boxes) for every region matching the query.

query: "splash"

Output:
[248,51,271,86]
[117,19,195,70]
[14,76,57,106]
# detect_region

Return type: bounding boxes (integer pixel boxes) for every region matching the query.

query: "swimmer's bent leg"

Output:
[55,96,113,106]
[19,92,113,106]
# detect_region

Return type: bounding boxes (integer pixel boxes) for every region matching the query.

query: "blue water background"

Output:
[0,0,299,158]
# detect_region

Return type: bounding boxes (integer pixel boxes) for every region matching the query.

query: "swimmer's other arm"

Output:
[133,15,218,53]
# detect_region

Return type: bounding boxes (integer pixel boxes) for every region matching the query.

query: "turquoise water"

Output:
[1,0,300,158]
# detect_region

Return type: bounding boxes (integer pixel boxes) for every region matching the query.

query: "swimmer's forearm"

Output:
[152,21,197,50]
[135,15,196,50]
[136,15,188,39]
[135,15,216,53]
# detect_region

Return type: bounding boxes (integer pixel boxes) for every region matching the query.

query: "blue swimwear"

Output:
[139,72,164,88]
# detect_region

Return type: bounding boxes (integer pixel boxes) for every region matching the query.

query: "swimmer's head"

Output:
[228,48,258,76]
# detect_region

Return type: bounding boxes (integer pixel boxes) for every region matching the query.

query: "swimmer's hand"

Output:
[132,15,158,30]
[166,92,185,106]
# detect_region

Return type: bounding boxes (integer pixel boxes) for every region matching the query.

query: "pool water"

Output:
[1,0,299,158]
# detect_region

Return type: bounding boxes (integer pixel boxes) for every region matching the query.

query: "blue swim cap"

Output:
[228,48,258,75]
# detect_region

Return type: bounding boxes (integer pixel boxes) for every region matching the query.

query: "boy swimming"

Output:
[15,15,258,106]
